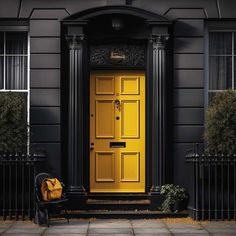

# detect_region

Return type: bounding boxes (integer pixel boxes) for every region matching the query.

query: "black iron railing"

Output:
[0,153,45,220]
[186,150,236,220]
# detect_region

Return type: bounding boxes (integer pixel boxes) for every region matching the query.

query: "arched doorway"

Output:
[62,5,172,207]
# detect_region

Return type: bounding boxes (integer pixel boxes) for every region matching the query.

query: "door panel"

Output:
[95,152,115,182]
[121,152,140,182]
[96,76,115,95]
[95,100,115,138]
[121,76,140,95]
[121,100,140,138]
[90,71,145,193]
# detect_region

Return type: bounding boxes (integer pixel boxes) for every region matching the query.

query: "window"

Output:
[0,32,28,90]
[0,30,29,151]
[208,32,235,102]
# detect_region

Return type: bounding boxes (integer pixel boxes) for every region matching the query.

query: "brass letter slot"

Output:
[110,142,126,148]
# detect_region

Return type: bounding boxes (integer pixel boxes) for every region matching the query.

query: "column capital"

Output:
[149,35,169,49]
[66,34,85,49]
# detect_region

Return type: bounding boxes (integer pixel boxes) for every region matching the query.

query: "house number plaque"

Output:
[90,43,145,67]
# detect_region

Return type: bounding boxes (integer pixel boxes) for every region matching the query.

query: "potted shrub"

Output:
[204,91,236,155]
[160,184,188,212]
[0,92,27,153]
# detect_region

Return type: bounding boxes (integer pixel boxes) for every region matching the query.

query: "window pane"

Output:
[6,32,27,54]
[209,56,232,90]
[209,32,232,55]
[235,33,236,54]
[6,56,27,90]
[0,56,3,89]
[0,32,4,54]
[235,57,236,88]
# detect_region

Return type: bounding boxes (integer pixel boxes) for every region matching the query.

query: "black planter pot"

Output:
[172,199,188,213]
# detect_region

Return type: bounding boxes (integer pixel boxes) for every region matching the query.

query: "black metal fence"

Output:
[0,153,45,220]
[186,151,236,220]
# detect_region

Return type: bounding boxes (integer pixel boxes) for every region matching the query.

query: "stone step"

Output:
[87,193,149,200]
[86,199,151,210]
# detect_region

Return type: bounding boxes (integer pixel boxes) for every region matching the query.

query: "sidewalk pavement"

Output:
[0,217,236,236]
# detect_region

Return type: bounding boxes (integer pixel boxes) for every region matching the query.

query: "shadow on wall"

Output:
[30,108,61,178]
[173,143,204,207]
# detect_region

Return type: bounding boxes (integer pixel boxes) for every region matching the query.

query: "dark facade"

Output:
[1,0,236,209]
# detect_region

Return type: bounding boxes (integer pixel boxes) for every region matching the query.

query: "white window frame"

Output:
[206,30,236,106]
[0,30,30,153]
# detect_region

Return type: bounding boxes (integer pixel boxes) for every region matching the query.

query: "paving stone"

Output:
[11,222,45,229]
[88,234,133,236]
[206,228,236,234]
[0,222,13,228]
[172,234,209,236]
[134,228,170,234]
[48,219,88,226]
[0,228,8,233]
[45,227,88,234]
[135,234,171,236]
[204,224,233,228]
[211,234,236,236]
[131,219,166,228]
[169,228,208,234]
[5,227,45,234]
[44,234,86,236]
[90,219,130,223]
[88,227,133,234]
[206,221,234,226]
[167,223,202,229]
[2,234,41,236]
[89,220,131,228]
[49,221,89,228]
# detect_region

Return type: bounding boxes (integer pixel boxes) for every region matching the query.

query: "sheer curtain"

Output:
[0,57,3,89]
[0,32,3,89]
[209,32,232,90]
[6,56,27,89]
[5,32,27,90]
[209,56,232,90]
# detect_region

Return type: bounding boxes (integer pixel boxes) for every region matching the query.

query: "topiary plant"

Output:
[204,91,236,155]
[0,92,27,153]
[160,184,188,212]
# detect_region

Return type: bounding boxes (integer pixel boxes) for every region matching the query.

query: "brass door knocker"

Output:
[115,99,121,111]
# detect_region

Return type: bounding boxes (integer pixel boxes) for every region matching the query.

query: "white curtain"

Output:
[5,32,27,90]
[0,56,3,89]
[209,32,232,90]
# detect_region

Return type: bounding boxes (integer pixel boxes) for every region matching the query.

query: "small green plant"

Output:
[160,184,188,212]
[204,91,236,155]
[0,92,27,153]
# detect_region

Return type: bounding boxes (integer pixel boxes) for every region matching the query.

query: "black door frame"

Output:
[62,5,172,207]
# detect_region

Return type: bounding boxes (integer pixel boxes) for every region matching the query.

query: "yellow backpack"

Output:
[41,178,63,201]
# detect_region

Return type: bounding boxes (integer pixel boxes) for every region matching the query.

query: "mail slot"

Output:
[110,142,126,148]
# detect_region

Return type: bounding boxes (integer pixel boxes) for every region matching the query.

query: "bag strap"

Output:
[45,178,57,183]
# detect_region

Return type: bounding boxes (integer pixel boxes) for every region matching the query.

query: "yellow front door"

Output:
[90,71,145,193]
